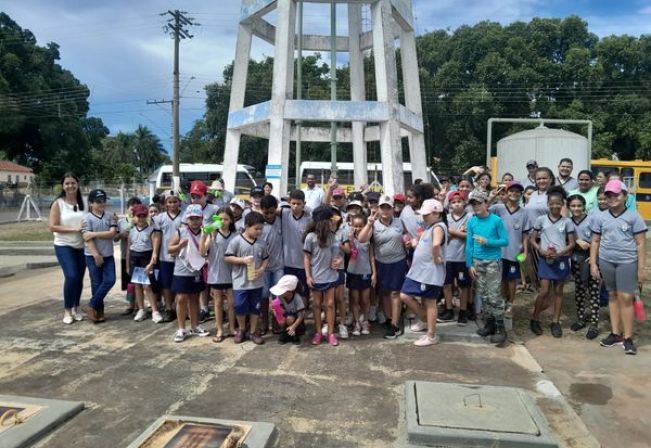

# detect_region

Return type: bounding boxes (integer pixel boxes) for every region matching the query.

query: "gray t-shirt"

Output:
[262,217,284,272]
[446,212,470,262]
[225,234,268,290]
[401,205,424,238]
[281,208,311,269]
[591,208,647,264]
[525,190,548,223]
[533,215,574,253]
[407,222,447,286]
[572,215,592,245]
[332,227,347,261]
[557,176,578,193]
[206,231,235,285]
[173,226,203,277]
[81,212,117,257]
[280,293,306,316]
[372,218,406,264]
[233,215,246,234]
[129,225,155,253]
[153,212,182,263]
[347,237,372,276]
[490,204,530,261]
[303,232,338,284]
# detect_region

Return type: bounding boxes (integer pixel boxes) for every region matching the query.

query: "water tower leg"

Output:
[223,23,253,193]
[348,3,368,188]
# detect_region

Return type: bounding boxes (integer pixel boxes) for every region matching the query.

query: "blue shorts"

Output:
[537,256,571,282]
[158,261,175,290]
[444,261,471,287]
[234,288,263,315]
[334,270,346,287]
[171,275,205,295]
[502,259,521,281]
[401,277,441,299]
[312,282,336,292]
[376,259,408,292]
[284,266,308,296]
[346,273,372,290]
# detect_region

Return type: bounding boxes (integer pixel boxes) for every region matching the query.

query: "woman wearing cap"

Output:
[358,195,410,339]
[590,180,647,355]
[400,199,448,346]
[49,173,86,324]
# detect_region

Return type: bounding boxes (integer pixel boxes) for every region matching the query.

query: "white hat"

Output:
[417,199,444,215]
[378,195,394,207]
[270,275,299,296]
[229,198,246,209]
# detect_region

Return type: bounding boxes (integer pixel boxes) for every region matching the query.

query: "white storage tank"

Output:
[496,126,589,183]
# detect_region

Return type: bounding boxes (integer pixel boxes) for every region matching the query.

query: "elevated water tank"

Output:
[496,126,589,183]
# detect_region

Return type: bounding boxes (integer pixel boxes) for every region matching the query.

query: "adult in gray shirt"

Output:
[556,158,578,193]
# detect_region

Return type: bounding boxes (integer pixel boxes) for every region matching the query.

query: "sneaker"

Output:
[352,321,362,336]
[410,320,427,332]
[198,309,210,323]
[504,303,513,319]
[120,307,134,316]
[414,334,439,347]
[457,310,468,327]
[377,310,387,325]
[252,333,265,345]
[600,333,624,347]
[586,326,599,340]
[437,309,455,322]
[133,309,147,322]
[234,331,244,344]
[529,319,543,336]
[328,333,339,346]
[190,326,210,337]
[162,309,176,322]
[63,315,74,325]
[152,311,163,324]
[311,333,323,345]
[321,323,329,336]
[624,338,637,355]
[173,329,187,343]
[550,322,563,338]
[361,321,370,335]
[72,308,84,321]
[384,324,399,340]
[570,320,586,332]
[338,324,349,339]
[368,306,378,322]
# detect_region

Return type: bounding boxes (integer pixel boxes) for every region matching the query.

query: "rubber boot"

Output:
[476,317,496,337]
[490,320,507,345]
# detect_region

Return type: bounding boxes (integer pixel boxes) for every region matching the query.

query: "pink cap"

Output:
[332,188,345,197]
[604,179,627,194]
[417,199,444,215]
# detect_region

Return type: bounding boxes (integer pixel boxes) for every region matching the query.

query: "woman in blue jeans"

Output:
[48,173,86,324]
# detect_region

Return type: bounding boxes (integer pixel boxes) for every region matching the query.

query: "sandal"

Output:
[212,335,224,343]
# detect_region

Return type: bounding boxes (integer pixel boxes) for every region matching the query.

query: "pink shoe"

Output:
[328,333,339,346]
[414,334,439,347]
[311,333,323,345]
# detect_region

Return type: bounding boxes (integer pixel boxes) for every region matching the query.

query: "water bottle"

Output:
[246,259,256,282]
[271,298,285,324]
[546,244,556,265]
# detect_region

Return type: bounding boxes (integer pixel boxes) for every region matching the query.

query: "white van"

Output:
[154,164,257,195]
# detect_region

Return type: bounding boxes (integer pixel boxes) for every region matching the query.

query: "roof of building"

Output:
[0,160,33,173]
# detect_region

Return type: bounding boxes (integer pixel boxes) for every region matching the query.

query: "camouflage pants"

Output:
[473,259,504,319]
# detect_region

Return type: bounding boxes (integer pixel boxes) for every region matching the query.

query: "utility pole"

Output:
[160,10,198,192]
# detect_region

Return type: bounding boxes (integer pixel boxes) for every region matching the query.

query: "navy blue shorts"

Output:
[284,266,308,296]
[444,261,471,287]
[502,259,521,281]
[210,283,233,291]
[537,256,571,282]
[158,261,175,289]
[376,259,407,292]
[401,277,441,299]
[346,273,372,290]
[234,288,263,315]
[334,270,346,287]
[171,275,205,295]
[312,281,336,292]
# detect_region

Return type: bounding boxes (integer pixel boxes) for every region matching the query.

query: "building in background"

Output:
[0,161,34,188]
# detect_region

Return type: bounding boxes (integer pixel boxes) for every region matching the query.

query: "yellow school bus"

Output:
[591,159,651,219]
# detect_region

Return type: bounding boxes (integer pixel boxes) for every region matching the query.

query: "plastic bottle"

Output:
[271,298,285,324]
[634,288,647,321]
[546,244,556,265]
[246,260,256,282]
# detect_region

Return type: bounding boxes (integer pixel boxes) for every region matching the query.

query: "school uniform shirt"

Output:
[407,222,447,286]
[206,231,235,284]
[332,227,347,260]
[533,214,574,252]
[347,237,372,276]
[465,214,508,268]
[281,208,311,269]
[525,190,548,222]
[372,218,407,264]
[81,212,117,257]
[129,225,155,252]
[262,217,284,272]
[173,227,203,277]
[280,293,306,316]
[446,212,470,263]
[590,208,647,264]
[571,215,592,244]
[303,232,338,284]
[152,211,182,263]
[401,205,424,238]
[225,234,269,290]
[490,204,530,262]
[233,215,246,233]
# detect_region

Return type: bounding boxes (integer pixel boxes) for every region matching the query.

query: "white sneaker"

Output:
[414,334,439,347]
[339,324,349,339]
[63,315,74,325]
[377,310,387,325]
[152,311,163,323]
[173,329,187,343]
[352,321,362,336]
[134,309,147,322]
[190,326,210,337]
[410,320,428,332]
[361,321,370,335]
[72,308,83,321]
[321,323,329,336]
[368,306,377,322]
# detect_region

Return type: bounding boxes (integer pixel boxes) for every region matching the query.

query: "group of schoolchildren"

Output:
[75,163,646,355]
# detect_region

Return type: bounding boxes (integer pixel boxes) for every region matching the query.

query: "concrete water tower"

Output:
[221,0,428,196]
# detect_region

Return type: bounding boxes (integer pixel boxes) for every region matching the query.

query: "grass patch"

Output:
[0,221,53,241]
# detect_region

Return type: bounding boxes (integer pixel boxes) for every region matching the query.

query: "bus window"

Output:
[638,172,651,189]
[335,170,355,186]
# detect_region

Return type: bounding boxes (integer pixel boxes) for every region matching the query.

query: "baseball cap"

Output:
[604,179,628,194]
[346,200,364,209]
[468,190,488,203]
[447,191,465,202]
[132,204,148,217]
[161,190,178,201]
[184,204,204,218]
[365,191,381,202]
[270,275,299,296]
[312,205,334,222]
[349,192,365,202]
[229,198,246,209]
[190,180,207,196]
[393,193,406,203]
[210,179,224,191]
[88,189,108,203]
[418,199,444,215]
[506,181,524,192]
[378,195,394,207]
[526,160,538,168]
[250,186,264,197]
[332,187,345,197]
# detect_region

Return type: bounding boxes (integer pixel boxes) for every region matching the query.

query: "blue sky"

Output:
[3,0,651,153]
